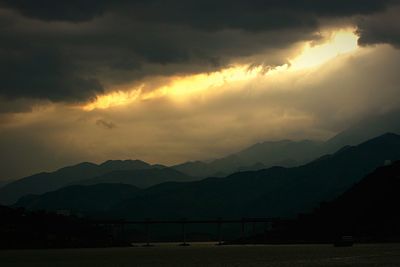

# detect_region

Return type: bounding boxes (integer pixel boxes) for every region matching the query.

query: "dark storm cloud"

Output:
[0,0,394,27]
[0,48,103,101]
[0,0,110,22]
[358,5,400,48]
[0,8,104,102]
[0,0,398,107]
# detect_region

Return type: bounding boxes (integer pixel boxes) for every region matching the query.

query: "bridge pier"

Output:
[241,218,246,242]
[143,219,153,247]
[264,222,269,242]
[179,219,189,246]
[217,218,223,245]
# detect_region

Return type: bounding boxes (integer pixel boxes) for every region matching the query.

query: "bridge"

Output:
[92,218,286,246]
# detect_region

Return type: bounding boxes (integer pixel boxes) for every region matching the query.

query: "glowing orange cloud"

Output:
[289,29,359,70]
[82,28,359,111]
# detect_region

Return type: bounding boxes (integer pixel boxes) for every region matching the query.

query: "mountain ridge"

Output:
[3,109,400,204]
[17,133,400,221]
[74,168,196,188]
[0,160,168,205]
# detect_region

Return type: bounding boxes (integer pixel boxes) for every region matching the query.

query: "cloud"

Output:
[1,1,400,181]
[0,0,109,22]
[358,5,400,48]
[1,44,400,180]
[96,119,117,129]
[0,1,398,107]
[0,7,308,105]
[0,1,394,26]
[0,48,104,101]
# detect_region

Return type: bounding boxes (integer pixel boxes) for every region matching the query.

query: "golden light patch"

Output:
[153,65,263,99]
[81,29,359,111]
[82,65,264,110]
[82,88,142,111]
[289,29,359,70]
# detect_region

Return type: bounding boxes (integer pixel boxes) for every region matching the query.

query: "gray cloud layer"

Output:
[1,0,394,25]
[358,5,400,47]
[0,0,399,106]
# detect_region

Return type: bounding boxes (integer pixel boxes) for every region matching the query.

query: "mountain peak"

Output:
[362,132,400,145]
[99,159,150,169]
[100,159,147,165]
[379,132,400,138]
[56,162,98,173]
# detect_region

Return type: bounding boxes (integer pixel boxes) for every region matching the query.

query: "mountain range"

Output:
[173,110,400,178]
[2,110,400,206]
[74,168,195,188]
[316,159,400,241]
[172,140,323,178]
[15,133,400,221]
[324,110,400,152]
[283,159,400,243]
[0,160,192,205]
[235,159,400,244]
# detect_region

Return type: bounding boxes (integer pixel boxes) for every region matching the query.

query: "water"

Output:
[1,243,400,267]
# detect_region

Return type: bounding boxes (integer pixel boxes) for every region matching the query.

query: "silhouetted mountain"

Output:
[301,159,400,241]
[19,133,400,221]
[5,111,399,206]
[109,133,400,220]
[15,183,140,217]
[0,160,157,205]
[248,159,400,244]
[171,161,214,178]
[173,140,323,177]
[325,110,400,152]
[74,168,196,188]
[174,111,400,178]
[0,179,12,189]
[230,161,400,245]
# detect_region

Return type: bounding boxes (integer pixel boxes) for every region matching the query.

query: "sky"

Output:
[1,0,400,180]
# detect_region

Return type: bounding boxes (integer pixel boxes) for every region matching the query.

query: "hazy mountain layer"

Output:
[17,133,400,221]
[173,110,400,178]
[325,110,400,152]
[74,168,195,188]
[3,110,400,205]
[111,133,400,220]
[172,140,323,177]
[0,160,156,205]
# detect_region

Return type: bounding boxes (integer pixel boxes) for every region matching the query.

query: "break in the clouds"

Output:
[0,0,399,105]
[2,43,400,180]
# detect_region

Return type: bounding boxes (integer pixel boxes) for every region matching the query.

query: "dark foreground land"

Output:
[1,243,400,267]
